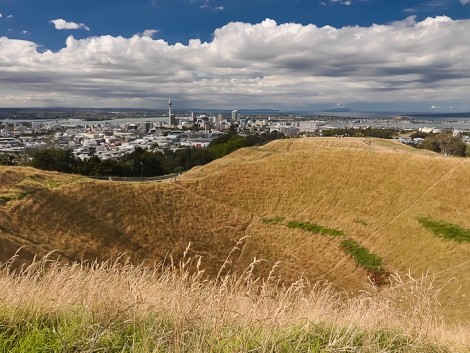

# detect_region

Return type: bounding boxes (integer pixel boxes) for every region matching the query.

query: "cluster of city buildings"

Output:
[0,100,318,160]
[0,119,217,160]
[1,100,470,160]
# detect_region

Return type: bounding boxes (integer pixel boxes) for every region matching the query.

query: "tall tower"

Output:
[168,98,172,125]
[231,110,238,122]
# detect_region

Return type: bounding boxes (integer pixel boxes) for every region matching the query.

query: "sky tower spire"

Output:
[168,98,172,119]
[168,98,176,126]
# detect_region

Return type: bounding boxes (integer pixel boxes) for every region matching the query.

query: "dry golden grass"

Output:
[1,137,470,325]
[0,254,467,352]
[185,137,470,322]
[0,164,367,289]
[0,176,254,278]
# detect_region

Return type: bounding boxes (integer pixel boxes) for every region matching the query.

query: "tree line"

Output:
[1,132,284,177]
[321,127,397,139]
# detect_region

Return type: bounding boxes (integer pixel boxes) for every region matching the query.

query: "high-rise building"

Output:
[168,98,176,126]
[215,114,223,130]
[231,110,238,121]
[168,98,173,124]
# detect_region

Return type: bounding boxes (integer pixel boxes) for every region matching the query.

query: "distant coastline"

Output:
[1,107,470,123]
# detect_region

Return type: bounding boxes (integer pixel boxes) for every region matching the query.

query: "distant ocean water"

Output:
[2,108,470,129]
[262,110,470,129]
[285,110,470,120]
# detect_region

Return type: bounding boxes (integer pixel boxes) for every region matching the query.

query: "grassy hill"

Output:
[1,137,470,325]
[187,138,470,323]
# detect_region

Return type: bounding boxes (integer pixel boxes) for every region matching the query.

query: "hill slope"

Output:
[1,137,469,322]
[186,138,470,322]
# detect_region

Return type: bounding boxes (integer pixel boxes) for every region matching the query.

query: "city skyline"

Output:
[1,1,470,111]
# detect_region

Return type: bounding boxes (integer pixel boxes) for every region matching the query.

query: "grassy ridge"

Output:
[0,168,80,204]
[0,168,367,290]
[186,138,470,322]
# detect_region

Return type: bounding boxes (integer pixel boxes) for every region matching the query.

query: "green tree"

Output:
[120,147,165,177]
[76,156,101,175]
[409,131,429,139]
[208,135,249,158]
[172,148,214,172]
[0,153,17,166]
[30,148,78,173]
[421,133,467,157]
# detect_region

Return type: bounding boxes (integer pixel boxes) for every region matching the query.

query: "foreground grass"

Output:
[0,313,452,352]
[0,254,467,352]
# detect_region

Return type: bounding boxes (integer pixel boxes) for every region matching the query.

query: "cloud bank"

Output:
[1,16,470,110]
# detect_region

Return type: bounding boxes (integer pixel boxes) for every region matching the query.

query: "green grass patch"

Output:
[45,180,63,188]
[0,193,19,203]
[287,220,344,237]
[262,216,285,225]
[0,176,66,206]
[418,217,470,243]
[24,174,63,189]
[340,238,383,273]
[0,192,28,204]
[0,310,148,353]
[0,309,450,353]
[24,173,45,181]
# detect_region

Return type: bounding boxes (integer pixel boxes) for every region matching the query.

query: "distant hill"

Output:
[1,137,469,323]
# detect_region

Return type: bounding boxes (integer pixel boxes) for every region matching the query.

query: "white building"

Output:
[299,121,318,133]
[231,110,238,122]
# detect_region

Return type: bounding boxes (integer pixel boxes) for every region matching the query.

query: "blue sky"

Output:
[1,0,470,111]
[3,0,470,50]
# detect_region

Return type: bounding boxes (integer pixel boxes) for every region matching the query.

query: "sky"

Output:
[1,0,470,112]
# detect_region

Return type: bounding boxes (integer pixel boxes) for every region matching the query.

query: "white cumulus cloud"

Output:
[460,0,470,4]
[1,16,470,109]
[50,19,90,31]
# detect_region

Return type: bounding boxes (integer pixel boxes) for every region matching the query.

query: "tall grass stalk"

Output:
[0,252,467,352]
